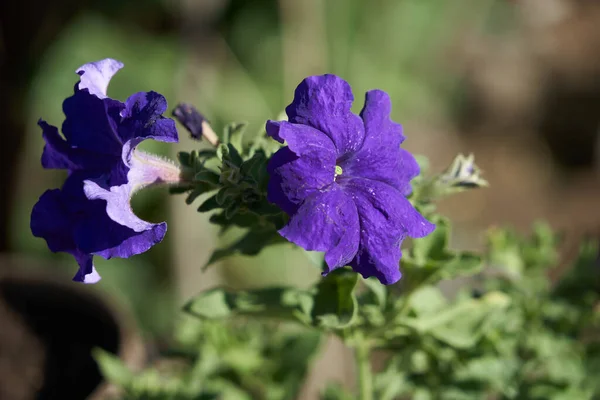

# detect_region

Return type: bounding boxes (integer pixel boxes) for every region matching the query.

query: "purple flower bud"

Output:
[172,103,206,141]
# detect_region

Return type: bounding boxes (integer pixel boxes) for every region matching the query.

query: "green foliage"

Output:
[95,318,322,400]
[371,227,600,400]
[400,216,484,292]
[100,129,600,400]
[173,121,287,268]
[94,348,219,400]
[184,268,359,330]
[164,145,600,399]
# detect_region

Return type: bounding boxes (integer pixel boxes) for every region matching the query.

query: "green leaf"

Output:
[209,210,261,229]
[203,228,285,268]
[438,252,484,280]
[401,217,484,288]
[311,268,359,329]
[184,287,313,325]
[224,203,241,219]
[486,225,556,277]
[409,285,448,316]
[270,331,324,398]
[399,259,442,292]
[197,194,220,212]
[194,169,221,185]
[169,183,195,195]
[411,216,451,264]
[359,278,389,328]
[553,239,600,303]
[177,151,192,167]
[183,181,217,205]
[223,122,248,150]
[220,143,244,167]
[361,277,387,308]
[240,150,270,190]
[216,143,228,162]
[215,187,237,206]
[399,291,511,349]
[93,348,135,389]
[454,356,519,393]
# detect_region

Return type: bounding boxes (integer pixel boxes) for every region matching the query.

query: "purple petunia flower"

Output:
[31,59,180,283]
[266,75,435,284]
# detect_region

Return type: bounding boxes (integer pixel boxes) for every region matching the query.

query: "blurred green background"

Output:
[1,0,600,392]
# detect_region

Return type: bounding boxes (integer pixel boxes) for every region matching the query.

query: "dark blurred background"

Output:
[1,0,599,397]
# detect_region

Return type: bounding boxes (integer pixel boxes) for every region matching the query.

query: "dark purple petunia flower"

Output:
[31,59,180,283]
[266,75,435,284]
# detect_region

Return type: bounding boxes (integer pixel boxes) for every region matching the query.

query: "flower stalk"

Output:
[355,338,374,400]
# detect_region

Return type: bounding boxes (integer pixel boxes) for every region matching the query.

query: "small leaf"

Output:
[209,211,262,229]
[194,169,221,185]
[223,122,247,149]
[411,216,451,264]
[184,287,313,324]
[361,277,387,308]
[185,187,204,205]
[93,348,135,389]
[177,151,192,167]
[241,150,270,189]
[184,181,217,205]
[312,268,359,329]
[401,218,483,288]
[226,143,244,167]
[198,195,220,212]
[184,290,234,319]
[409,285,448,316]
[216,143,228,161]
[169,183,194,194]
[224,203,240,219]
[399,291,511,349]
[194,149,218,161]
[438,252,484,280]
[203,228,284,268]
[553,238,600,303]
[215,187,237,205]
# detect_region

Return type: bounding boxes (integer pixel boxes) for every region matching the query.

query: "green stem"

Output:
[355,339,373,400]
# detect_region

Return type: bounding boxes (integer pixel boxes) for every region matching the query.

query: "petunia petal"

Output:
[72,252,101,284]
[80,180,167,259]
[279,185,360,272]
[266,148,304,215]
[76,58,124,99]
[343,90,419,195]
[119,91,179,165]
[344,177,435,284]
[30,181,102,283]
[62,90,125,155]
[266,121,337,213]
[39,119,119,171]
[284,75,365,156]
[266,120,337,159]
[30,188,77,254]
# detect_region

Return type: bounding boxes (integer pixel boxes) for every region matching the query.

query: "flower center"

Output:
[334,165,343,180]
